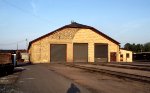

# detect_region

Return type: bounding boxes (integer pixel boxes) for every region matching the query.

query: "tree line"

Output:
[124,42,150,53]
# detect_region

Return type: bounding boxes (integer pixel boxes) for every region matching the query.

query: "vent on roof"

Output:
[71,21,76,24]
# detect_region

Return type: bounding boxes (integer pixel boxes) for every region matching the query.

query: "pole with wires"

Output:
[26,38,28,53]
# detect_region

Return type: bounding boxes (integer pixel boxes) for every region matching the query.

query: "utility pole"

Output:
[26,38,28,53]
[17,43,18,51]
[16,43,18,62]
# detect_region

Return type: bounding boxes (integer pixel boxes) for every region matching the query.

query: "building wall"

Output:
[29,28,119,63]
[21,53,29,62]
[29,28,79,63]
[120,49,133,62]
[73,29,120,62]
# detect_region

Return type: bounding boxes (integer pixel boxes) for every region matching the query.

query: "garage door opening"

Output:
[50,44,66,62]
[94,43,108,62]
[73,43,88,62]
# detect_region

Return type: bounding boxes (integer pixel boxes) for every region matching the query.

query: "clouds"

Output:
[30,0,38,15]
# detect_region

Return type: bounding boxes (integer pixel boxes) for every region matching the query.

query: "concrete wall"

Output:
[120,49,133,62]
[29,28,120,63]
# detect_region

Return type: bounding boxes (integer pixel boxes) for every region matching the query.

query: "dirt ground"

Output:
[15,64,91,93]
[47,64,150,93]
[0,67,25,93]
[0,63,150,93]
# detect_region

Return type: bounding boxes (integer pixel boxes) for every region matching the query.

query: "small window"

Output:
[126,53,130,58]
[120,54,123,57]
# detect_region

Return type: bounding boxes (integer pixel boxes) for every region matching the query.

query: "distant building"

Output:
[20,53,29,62]
[16,50,29,62]
[120,49,133,62]
[0,49,29,62]
[133,52,150,62]
[0,50,16,54]
[28,22,132,63]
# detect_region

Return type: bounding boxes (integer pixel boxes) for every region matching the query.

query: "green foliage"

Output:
[124,42,150,53]
[143,42,150,52]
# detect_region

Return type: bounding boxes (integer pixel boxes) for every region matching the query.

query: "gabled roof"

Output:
[28,22,120,49]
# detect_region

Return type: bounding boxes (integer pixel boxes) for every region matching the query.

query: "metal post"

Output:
[26,38,28,53]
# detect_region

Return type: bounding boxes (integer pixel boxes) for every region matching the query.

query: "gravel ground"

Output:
[0,67,24,93]
[47,63,150,93]
[1,63,150,93]
[0,84,20,93]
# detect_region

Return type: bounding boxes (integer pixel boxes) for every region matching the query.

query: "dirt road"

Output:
[2,63,149,93]
[48,64,150,93]
[16,64,91,93]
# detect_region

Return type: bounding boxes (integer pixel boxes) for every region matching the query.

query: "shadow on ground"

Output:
[0,62,32,78]
[0,62,30,93]
[66,83,81,93]
[16,62,32,67]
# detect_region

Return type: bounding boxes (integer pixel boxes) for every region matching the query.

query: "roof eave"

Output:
[28,23,120,50]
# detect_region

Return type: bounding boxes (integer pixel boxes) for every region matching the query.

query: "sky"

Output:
[0,0,150,49]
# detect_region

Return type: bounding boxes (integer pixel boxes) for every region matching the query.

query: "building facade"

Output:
[120,49,133,62]
[28,22,124,63]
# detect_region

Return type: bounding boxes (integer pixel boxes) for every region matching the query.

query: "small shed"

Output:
[120,49,133,62]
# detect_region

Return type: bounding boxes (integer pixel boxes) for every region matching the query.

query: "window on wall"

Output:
[126,53,130,58]
[120,54,123,57]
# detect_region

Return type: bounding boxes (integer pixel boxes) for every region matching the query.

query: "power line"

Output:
[0,39,26,46]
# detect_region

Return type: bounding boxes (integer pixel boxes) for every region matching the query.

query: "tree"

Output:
[136,44,144,52]
[124,43,132,51]
[123,42,150,52]
[143,42,150,52]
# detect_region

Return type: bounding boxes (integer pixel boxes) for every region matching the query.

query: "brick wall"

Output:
[0,53,11,64]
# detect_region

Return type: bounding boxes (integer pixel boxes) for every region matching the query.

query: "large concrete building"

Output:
[28,22,132,63]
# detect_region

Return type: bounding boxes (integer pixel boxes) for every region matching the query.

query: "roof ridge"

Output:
[28,23,120,50]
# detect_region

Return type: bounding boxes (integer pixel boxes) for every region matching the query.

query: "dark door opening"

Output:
[73,43,88,62]
[94,43,108,62]
[50,44,66,62]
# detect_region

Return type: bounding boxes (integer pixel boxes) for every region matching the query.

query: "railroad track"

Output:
[105,62,150,67]
[92,63,150,71]
[66,63,150,83]
[125,63,150,67]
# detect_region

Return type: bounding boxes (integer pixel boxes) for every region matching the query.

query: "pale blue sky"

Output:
[0,0,150,49]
